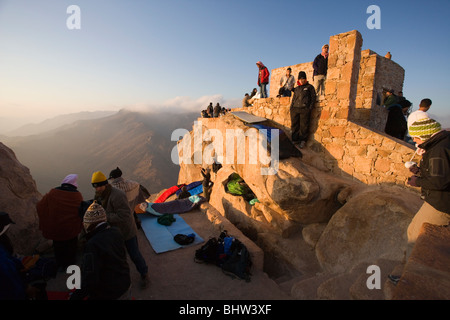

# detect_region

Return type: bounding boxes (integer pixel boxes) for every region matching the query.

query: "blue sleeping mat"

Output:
[140,213,204,254]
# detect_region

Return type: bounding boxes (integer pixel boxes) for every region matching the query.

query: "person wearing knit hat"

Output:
[36,174,83,270]
[108,167,147,231]
[83,200,107,232]
[61,173,78,188]
[91,171,108,188]
[71,201,131,300]
[290,70,316,149]
[91,170,149,289]
[404,117,450,260]
[408,117,442,142]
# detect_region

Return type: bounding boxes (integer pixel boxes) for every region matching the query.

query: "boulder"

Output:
[315,185,422,274]
[0,142,43,254]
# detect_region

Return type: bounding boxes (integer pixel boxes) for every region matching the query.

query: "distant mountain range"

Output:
[2,109,199,199]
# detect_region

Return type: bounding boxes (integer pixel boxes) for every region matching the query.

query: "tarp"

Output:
[154,185,184,203]
[140,213,204,254]
[175,181,202,196]
[231,111,267,124]
[249,123,302,159]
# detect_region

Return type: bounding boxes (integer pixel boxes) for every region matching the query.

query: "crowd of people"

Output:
[201,102,230,118]
[2,42,448,300]
[1,167,152,300]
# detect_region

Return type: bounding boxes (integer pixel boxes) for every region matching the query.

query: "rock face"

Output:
[176,113,424,299]
[0,142,43,254]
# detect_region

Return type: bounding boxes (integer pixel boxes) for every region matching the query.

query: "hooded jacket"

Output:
[416,130,450,214]
[257,62,270,85]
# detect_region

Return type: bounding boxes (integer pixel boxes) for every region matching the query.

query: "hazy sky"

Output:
[1,0,449,129]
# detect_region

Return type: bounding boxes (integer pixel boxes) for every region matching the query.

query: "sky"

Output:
[0,0,449,131]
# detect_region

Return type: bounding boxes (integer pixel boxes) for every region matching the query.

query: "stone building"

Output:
[234,29,416,189]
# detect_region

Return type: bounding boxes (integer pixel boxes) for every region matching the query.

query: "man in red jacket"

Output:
[256,61,270,98]
[36,174,83,270]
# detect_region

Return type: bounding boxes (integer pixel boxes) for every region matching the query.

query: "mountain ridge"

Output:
[2,109,199,199]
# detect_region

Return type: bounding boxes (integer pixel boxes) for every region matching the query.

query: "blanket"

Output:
[140,195,206,216]
[154,184,184,203]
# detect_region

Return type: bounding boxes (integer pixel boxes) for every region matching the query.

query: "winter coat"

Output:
[95,184,137,241]
[70,223,131,300]
[416,130,450,214]
[290,81,316,109]
[313,54,328,76]
[385,104,407,140]
[258,65,270,85]
[36,184,83,241]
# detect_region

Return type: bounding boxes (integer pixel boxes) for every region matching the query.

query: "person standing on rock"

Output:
[201,167,213,201]
[256,61,270,98]
[36,174,83,271]
[290,71,317,148]
[405,118,450,257]
[91,171,149,289]
[70,201,132,300]
[313,44,329,96]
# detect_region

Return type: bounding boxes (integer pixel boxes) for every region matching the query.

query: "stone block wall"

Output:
[233,30,417,190]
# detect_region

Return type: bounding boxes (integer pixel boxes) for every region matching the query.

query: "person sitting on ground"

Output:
[242,93,252,107]
[278,67,295,97]
[178,186,191,199]
[70,201,132,300]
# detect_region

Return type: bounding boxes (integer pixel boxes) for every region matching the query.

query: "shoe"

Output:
[388,274,401,285]
[140,273,150,289]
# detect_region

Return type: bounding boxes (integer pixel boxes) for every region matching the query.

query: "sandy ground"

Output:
[45,208,291,301]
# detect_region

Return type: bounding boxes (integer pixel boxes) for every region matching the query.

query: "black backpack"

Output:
[194,237,224,265]
[221,239,252,282]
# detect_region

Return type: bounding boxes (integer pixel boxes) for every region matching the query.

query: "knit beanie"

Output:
[91,171,108,187]
[61,174,78,188]
[109,167,122,179]
[298,71,307,79]
[83,201,107,232]
[408,118,442,141]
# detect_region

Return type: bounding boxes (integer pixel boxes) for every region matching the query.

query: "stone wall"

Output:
[234,30,416,189]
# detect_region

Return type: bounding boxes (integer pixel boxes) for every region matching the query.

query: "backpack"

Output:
[194,237,225,265]
[221,238,252,282]
[194,231,252,281]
